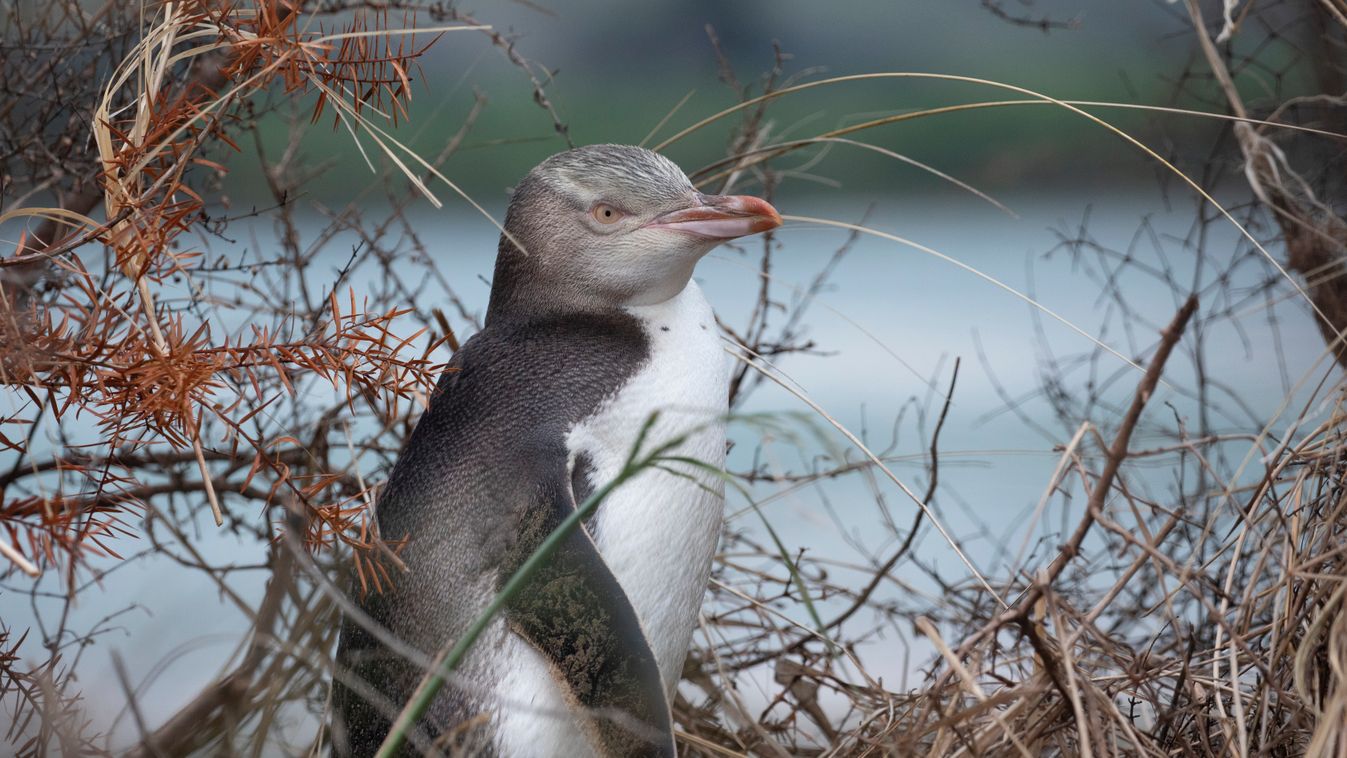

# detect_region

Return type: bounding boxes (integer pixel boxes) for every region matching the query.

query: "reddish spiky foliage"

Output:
[0,0,463,750]
[2,0,445,575]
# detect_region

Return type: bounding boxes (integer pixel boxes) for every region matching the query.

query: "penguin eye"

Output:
[591,203,624,225]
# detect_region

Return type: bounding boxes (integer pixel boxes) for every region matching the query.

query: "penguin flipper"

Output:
[501,470,675,758]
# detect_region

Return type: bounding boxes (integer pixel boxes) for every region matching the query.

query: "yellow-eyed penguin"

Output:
[331,144,782,756]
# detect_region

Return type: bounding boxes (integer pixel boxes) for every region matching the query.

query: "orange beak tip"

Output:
[648,194,782,240]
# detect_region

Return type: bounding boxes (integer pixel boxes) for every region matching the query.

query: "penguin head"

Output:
[488,144,781,321]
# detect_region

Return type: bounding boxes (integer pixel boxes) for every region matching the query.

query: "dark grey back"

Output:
[331,311,663,755]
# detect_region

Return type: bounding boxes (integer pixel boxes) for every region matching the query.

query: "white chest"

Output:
[567,281,729,695]
[489,283,729,754]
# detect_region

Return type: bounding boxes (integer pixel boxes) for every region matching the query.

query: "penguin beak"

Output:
[645,194,782,240]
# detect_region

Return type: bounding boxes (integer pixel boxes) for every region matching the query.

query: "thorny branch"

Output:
[0,0,482,751]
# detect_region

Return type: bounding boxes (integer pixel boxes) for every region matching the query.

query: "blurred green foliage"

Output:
[224,0,1322,204]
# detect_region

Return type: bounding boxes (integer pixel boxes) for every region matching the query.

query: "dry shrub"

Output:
[0,0,475,752]
[665,6,1347,756]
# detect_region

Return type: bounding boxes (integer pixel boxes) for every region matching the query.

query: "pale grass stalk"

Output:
[1320,0,1347,27]
[94,4,223,528]
[229,21,518,245]
[1229,638,1249,758]
[716,125,769,196]
[1227,508,1281,756]
[1009,421,1090,576]
[309,76,382,175]
[1295,580,1347,716]
[100,7,488,212]
[706,136,1015,216]
[915,616,1034,758]
[342,420,376,512]
[655,72,1338,336]
[695,615,794,758]
[673,729,746,757]
[1045,597,1094,758]
[0,538,39,577]
[193,435,223,527]
[947,97,1347,137]
[690,100,1346,183]
[304,24,489,45]
[708,578,881,691]
[1166,329,1347,601]
[1081,505,1180,626]
[0,207,102,232]
[323,88,524,251]
[639,88,698,147]
[1303,588,1347,755]
[963,687,1048,756]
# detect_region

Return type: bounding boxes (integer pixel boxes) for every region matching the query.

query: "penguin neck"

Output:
[485,234,700,327]
[486,234,632,327]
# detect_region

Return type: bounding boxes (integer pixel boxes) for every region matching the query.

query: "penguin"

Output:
[331,144,782,757]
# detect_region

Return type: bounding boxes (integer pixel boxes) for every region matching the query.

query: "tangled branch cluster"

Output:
[0,2,467,748]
